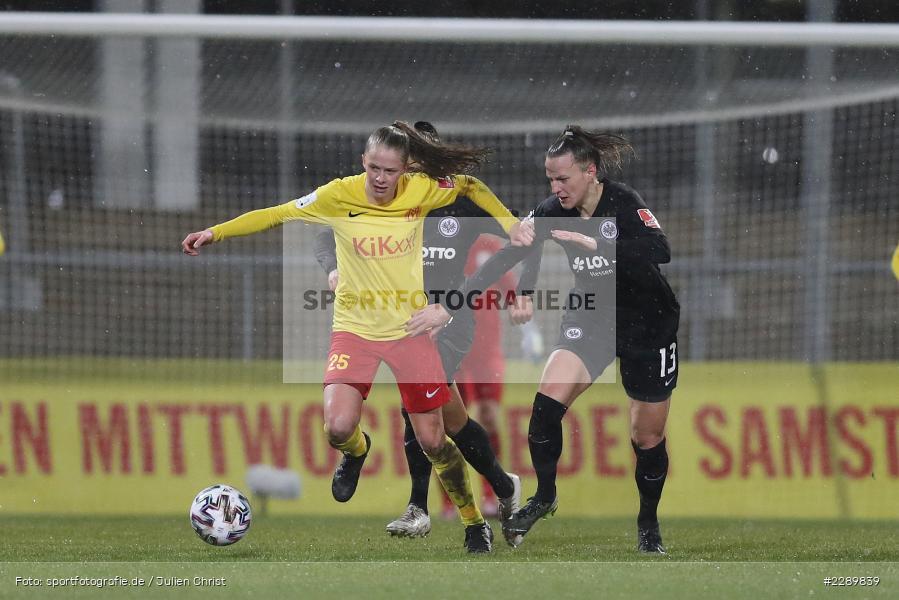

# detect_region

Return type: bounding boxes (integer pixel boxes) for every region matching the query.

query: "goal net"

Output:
[1,15,897,372]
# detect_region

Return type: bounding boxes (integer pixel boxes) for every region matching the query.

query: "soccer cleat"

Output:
[502,495,557,547]
[637,523,666,554]
[331,433,371,502]
[497,472,522,522]
[464,521,494,553]
[385,504,431,538]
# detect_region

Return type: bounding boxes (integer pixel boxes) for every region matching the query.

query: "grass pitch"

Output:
[3,360,898,597]
[2,515,897,599]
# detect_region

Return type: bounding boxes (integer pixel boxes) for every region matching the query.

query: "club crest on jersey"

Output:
[637,208,661,229]
[437,176,455,189]
[565,327,583,340]
[294,191,317,208]
[600,219,618,240]
[438,217,460,237]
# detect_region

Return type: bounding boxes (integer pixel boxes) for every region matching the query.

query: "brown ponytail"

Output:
[390,121,491,179]
[546,125,635,177]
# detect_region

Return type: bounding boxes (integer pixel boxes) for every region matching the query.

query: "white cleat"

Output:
[385,504,431,538]
[497,473,522,522]
[498,473,524,547]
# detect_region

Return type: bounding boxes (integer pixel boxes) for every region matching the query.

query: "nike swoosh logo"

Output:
[664,377,675,386]
[348,211,366,217]
[425,388,439,398]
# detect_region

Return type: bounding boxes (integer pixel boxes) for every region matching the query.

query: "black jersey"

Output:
[458,179,679,335]
[313,195,541,295]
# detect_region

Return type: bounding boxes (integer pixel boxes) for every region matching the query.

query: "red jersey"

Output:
[456,236,516,386]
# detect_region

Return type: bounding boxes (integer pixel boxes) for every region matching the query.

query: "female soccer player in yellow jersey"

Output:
[182,122,534,553]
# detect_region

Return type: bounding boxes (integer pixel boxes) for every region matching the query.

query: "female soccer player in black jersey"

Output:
[418,126,680,553]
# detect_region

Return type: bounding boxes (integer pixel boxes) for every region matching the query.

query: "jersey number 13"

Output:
[658,342,677,378]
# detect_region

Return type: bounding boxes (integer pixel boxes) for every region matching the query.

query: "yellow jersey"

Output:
[893,242,899,281]
[210,172,517,340]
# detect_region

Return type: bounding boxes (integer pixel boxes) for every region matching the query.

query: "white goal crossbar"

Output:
[1,12,898,47]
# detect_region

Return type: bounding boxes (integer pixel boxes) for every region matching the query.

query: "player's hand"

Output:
[551,230,597,252]
[405,303,451,337]
[181,229,214,256]
[327,269,339,291]
[508,295,534,325]
[509,218,535,247]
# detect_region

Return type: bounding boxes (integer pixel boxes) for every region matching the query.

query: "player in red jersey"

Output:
[451,235,518,517]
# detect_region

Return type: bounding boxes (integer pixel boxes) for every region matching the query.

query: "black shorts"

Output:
[435,307,476,384]
[551,308,679,403]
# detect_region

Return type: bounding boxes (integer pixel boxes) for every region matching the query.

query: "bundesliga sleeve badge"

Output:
[637,208,661,229]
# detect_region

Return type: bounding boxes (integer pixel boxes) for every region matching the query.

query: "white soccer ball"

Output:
[189,484,252,546]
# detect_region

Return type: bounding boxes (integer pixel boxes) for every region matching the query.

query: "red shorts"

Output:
[323,331,450,413]
[456,346,505,406]
[457,380,504,406]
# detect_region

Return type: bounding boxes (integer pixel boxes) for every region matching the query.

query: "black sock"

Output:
[633,438,668,529]
[451,418,514,499]
[529,392,568,503]
[402,408,432,512]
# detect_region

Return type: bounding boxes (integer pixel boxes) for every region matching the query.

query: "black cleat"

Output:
[502,495,558,547]
[464,521,494,553]
[331,433,371,502]
[637,523,666,554]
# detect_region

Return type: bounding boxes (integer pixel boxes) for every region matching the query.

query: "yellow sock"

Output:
[427,437,484,526]
[327,424,368,457]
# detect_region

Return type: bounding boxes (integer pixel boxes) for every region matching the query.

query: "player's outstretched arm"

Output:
[518,237,543,287]
[550,229,598,251]
[458,175,534,246]
[181,229,214,256]
[449,242,535,315]
[181,199,315,257]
